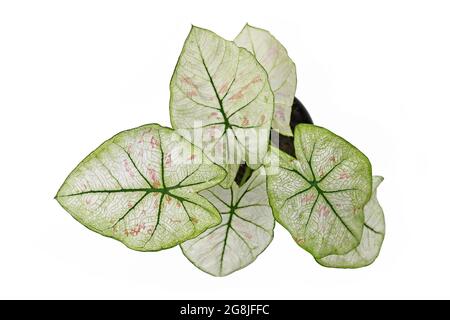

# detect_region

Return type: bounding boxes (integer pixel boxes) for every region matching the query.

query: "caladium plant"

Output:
[56,24,385,277]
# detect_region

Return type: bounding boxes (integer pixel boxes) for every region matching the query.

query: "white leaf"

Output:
[181,168,274,276]
[170,26,274,187]
[56,124,226,251]
[235,24,297,136]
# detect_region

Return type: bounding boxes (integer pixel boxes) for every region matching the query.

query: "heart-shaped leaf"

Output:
[170,26,274,188]
[235,24,297,137]
[181,168,274,277]
[265,124,372,258]
[55,124,226,251]
[317,176,385,268]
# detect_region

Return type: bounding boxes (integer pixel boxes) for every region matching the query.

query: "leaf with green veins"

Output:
[55,124,226,252]
[181,167,274,277]
[234,24,297,137]
[317,176,385,268]
[265,124,372,259]
[169,26,274,188]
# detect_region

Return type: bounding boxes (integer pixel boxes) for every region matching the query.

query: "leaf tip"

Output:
[373,175,384,189]
[190,24,202,33]
[54,191,63,203]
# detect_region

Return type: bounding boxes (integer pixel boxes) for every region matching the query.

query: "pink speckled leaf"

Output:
[317,176,385,268]
[56,124,226,251]
[170,26,274,188]
[181,167,274,276]
[235,24,297,136]
[265,124,372,259]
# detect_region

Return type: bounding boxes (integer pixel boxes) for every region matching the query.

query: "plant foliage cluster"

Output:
[56,25,385,276]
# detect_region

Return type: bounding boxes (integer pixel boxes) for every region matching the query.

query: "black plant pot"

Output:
[275,97,313,158]
[290,97,313,128]
[235,97,313,185]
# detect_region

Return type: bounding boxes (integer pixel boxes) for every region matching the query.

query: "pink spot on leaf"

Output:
[301,193,315,205]
[123,160,135,178]
[208,112,219,119]
[262,46,279,64]
[230,91,244,101]
[318,204,330,218]
[219,82,229,95]
[164,154,172,167]
[150,136,159,149]
[187,90,198,98]
[241,231,253,240]
[318,168,325,177]
[275,109,286,121]
[147,168,161,188]
[339,172,350,180]
[181,76,199,97]
[259,114,266,125]
[148,168,157,180]
[229,75,262,101]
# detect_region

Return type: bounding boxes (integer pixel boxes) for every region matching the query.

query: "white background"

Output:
[1,0,449,299]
